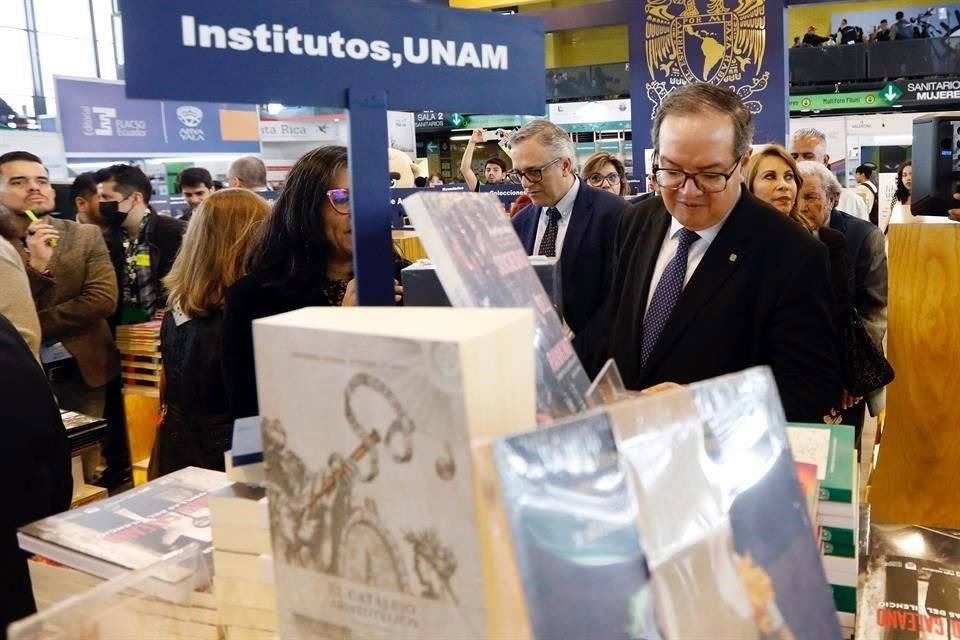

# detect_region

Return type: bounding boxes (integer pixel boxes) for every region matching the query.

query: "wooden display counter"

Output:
[870,221,960,528]
[392,229,427,262]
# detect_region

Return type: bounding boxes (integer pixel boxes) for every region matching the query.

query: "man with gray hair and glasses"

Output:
[598,83,841,425]
[509,119,627,359]
[790,127,868,221]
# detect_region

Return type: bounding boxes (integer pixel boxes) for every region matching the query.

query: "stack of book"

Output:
[207,483,277,640]
[787,422,860,636]
[18,467,231,639]
[115,319,163,396]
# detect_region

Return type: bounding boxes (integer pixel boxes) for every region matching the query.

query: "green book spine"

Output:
[823,541,856,558]
[832,584,857,614]
[821,525,855,547]
[787,423,854,504]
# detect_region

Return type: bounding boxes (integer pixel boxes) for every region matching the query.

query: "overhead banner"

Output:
[628,0,788,176]
[55,77,260,156]
[119,0,545,116]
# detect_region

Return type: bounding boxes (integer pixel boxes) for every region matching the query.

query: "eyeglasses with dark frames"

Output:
[505,157,562,185]
[326,188,350,215]
[652,157,743,194]
[586,172,622,187]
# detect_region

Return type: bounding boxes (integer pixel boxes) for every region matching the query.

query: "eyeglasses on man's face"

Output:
[652,157,742,194]
[326,188,350,215]
[586,172,621,187]
[505,157,562,185]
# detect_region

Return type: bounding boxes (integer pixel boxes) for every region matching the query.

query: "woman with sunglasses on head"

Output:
[581,151,629,197]
[746,145,858,425]
[222,145,407,420]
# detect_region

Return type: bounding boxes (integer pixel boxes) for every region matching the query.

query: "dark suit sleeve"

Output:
[820,228,854,318]
[221,279,261,420]
[855,227,888,347]
[0,314,72,627]
[767,241,842,423]
[571,198,624,377]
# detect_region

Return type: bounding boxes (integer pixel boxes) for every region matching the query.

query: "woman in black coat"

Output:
[0,313,72,635]
[747,145,854,422]
[221,146,406,420]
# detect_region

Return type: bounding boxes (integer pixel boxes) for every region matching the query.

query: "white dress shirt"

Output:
[644,208,733,317]
[533,178,580,257]
[838,188,868,221]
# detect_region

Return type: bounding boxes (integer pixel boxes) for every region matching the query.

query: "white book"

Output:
[223,626,275,640]
[213,550,264,583]
[211,525,271,556]
[218,604,277,632]
[215,576,277,611]
[253,307,536,640]
[208,483,269,530]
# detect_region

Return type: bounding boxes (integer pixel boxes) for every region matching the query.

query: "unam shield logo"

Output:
[176,106,203,127]
[645,0,767,114]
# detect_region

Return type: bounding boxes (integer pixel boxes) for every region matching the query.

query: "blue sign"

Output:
[425,140,439,154]
[120,0,545,305]
[120,0,545,116]
[627,0,787,176]
[55,77,260,156]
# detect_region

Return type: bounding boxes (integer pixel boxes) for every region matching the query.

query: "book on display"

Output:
[18,467,230,580]
[253,306,536,639]
[857,524,960,640]
[10,544,217,640]
[491,409,653,640]
[611,367,842,640]
[402,190,592,422]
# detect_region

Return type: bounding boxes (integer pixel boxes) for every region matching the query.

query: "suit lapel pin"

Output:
[729,253,738,262]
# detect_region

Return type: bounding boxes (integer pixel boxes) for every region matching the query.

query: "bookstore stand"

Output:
[870,221,960,529]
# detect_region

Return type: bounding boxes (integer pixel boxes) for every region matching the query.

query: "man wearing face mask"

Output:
[94,165,187,325]
[0,151,119,418]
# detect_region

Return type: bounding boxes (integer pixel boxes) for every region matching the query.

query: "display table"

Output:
[870,221,960,528]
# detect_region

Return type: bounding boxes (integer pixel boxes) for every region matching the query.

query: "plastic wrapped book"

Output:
[611,366,842,640]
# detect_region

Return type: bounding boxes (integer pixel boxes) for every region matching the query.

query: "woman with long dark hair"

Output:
[890,160,914,224]
[221,146,405,419]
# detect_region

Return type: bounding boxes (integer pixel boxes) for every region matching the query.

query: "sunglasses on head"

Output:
[326,188,350,214]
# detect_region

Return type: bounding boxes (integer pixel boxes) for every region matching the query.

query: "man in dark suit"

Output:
[602,83,841,423]
[509,119,626,356]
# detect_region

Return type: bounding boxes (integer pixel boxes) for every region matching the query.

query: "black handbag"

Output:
[841,310,894,398]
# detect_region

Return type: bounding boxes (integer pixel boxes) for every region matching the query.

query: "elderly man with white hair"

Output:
[790,128,869,221]
[797,160,888,437]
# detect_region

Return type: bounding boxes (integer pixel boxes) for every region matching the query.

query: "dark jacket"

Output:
[150,311,232,478]
[600,191,841,423]
[223,258,409,420]
[511,182,626,359]
[104,211,187,319]
[0,313,72,633]
[829,208,888,347]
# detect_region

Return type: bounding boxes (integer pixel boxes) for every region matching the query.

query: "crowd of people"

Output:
[795,12,925,48]
[4,81,960,629]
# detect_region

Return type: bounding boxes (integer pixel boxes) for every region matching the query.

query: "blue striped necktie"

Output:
[641,227,701,369]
